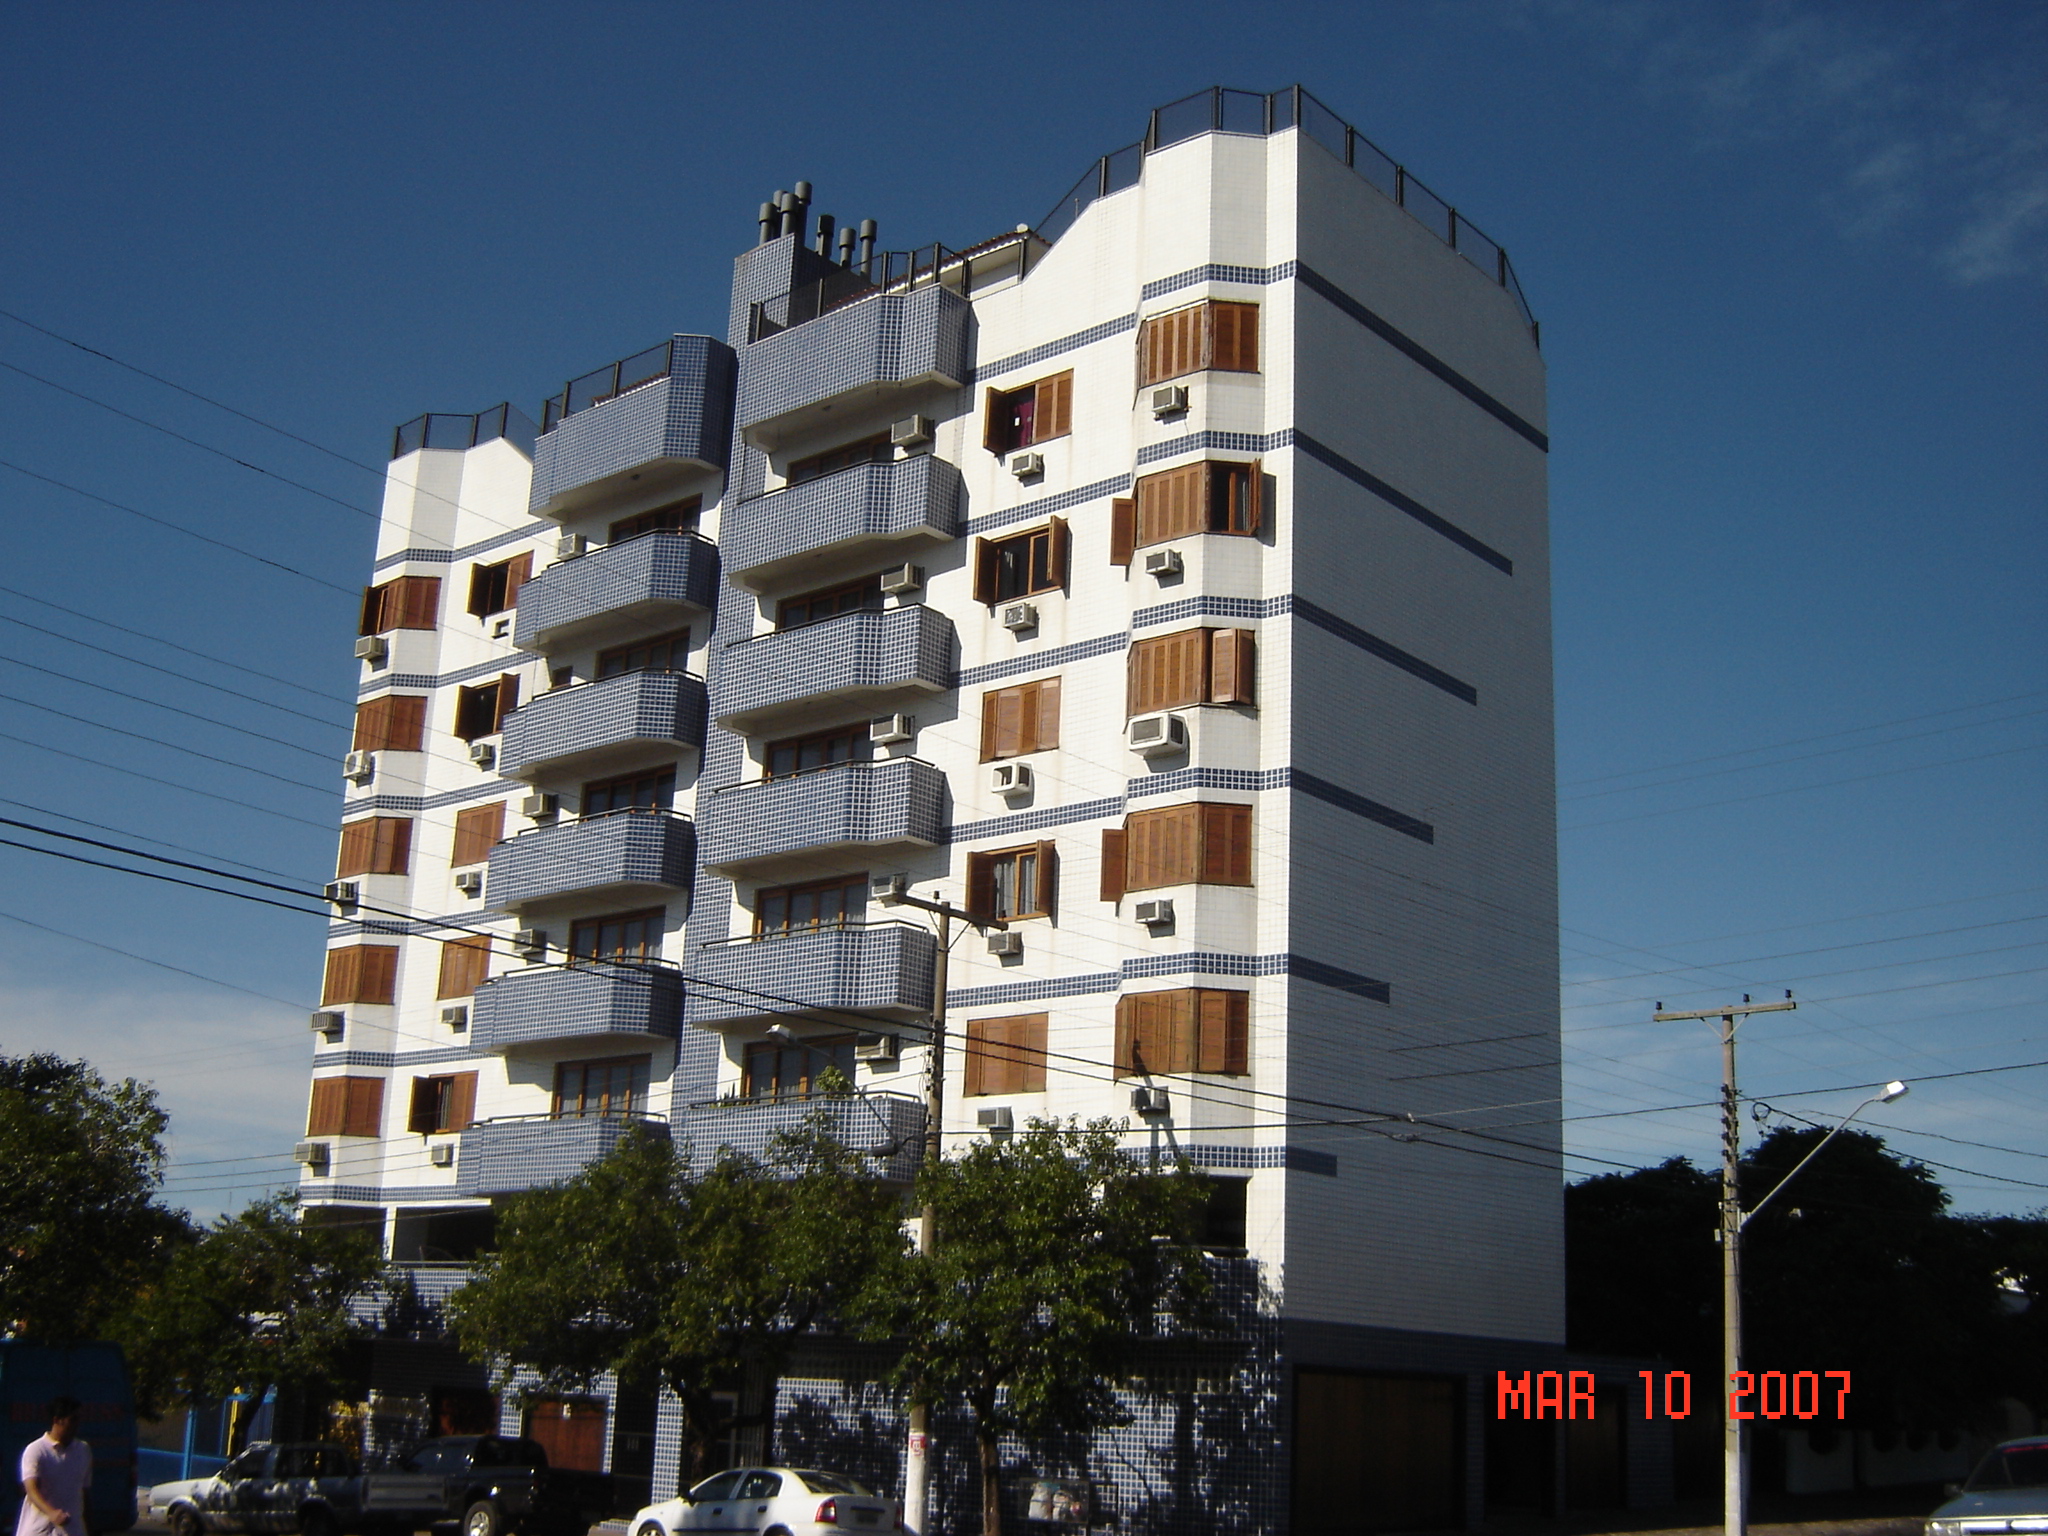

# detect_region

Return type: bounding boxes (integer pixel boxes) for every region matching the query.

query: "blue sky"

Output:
[1,0,2041,1220]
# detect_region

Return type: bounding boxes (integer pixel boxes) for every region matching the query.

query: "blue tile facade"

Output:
[469,962,685,1053]
[528,337,736,516]
[510,532,719,651]
[698,758,947,873]
[454,1113,670,1197]
[709,604,954,731]
[670,1092,926,1184]
[485,810,695,910]
[735,285,971,439]
[496,669,708,779]
[686,922,939,1027]
[721,454,963,588]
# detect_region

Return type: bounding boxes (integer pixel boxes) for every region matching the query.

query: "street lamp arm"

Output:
[1738,1081,1907,1230]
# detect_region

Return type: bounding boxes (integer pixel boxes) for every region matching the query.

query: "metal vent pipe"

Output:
[813,212,835,255]
[857,218,878,277]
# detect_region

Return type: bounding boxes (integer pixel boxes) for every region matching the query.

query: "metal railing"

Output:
[540,336,692,432]
[698,917,929,949]
[747,242,968,345]
[709,754,937,793]
[390,402,538,460]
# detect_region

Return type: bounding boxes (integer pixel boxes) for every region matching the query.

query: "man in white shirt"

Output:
[17,1396,91,1536]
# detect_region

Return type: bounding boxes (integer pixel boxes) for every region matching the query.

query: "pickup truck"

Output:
[151,1442,361,1536]
[357,1435,610,1536]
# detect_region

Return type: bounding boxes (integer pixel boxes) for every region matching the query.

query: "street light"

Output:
[1742,1080,1908,1226]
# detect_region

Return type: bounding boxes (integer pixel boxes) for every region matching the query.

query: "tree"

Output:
[0,1053,192,1341]
[446,1121,907,1481]
[875,1118,1213,1536]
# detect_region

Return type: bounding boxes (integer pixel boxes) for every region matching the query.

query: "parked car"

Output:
[1927,1435,2048,1536]
[150,1443,361,1536]
[631,1468,897,1536]
[357,1434,611,1536]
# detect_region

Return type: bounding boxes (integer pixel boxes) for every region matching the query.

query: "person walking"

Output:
[17,1396,92,1536]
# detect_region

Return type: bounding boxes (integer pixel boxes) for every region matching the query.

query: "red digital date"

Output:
[1493,1370,1851,1419]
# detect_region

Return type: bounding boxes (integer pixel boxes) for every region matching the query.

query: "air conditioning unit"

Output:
[990,762,1033,797]
[1150,384,1190,418]
[468,741,497,768]
[890,415,935,449]
[354,635,388,663]
[342,750,376,783]
[878,563,924,595]
[999,601,1037,632]
[453,870,484,897]
[308,1011,345,1037]
[1127,712,1188,758]
[1131,1086,1171,1117]
[1010,451,1044,479]
[519,793,559,819]
[869,713,914,745]
[1142,548,1182,578]
[1134,898,1174,927]
[869,873,909,906]
[323,880,360,907]
[986,930,1023,957]
[294,1141,330,1170]
[441,1005,469,1030]
[511,928,546,960]
[976,1106,1014,1134]
[555,534,588,561]
[428,1143,457,1167]
[854,1032,899,1061]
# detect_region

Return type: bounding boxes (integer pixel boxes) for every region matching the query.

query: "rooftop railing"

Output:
[540,336,694,433]
[390,402,538,460]
[747,241,968,345]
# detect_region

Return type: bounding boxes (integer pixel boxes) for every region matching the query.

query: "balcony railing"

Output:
[688,921,938,1029]
[485,808,695,912]
[721,454,962,591]
[496,669,707,781]
[709,604,953,735]
[455,1112,668,1198]
[528,335,737,517]
[470,961,684,1053]
[391,402,538,461]
[699,757,946,876]
[511,530,719,652]
[672,1091,926,1184]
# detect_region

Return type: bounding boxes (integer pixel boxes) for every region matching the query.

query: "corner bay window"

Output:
[552,1056,650,1118]
[353,695,426,753]
[778,575,882,630]
[323,944,399,1005]
[1100,801,1253,900]
[1112,460,1262,562]
[596,629,690,679]
[307,1075,385,1137]
[765,724,866,779]
[983,370,1073,454]
[1138,299,1259,386]
[967,842,1056,921]
[609,498,700,543]
[963,1013,1048,1096]
[337,815,413,877]
[359,575,440,635]
[583,768,675,817]
[454,676,519,740]
[743,1035,856,1101]
[972,519,1070,603]
[467,553,532,619]
[755,875,867,936]
[569,908,665,963]
[1128,627,1256,714]
[1114,988,1250,1077]
[407,1071,478,1135]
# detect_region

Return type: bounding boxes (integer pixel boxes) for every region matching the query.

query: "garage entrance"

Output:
[1293,1370,1464,1534]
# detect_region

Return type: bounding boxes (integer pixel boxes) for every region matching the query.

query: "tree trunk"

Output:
[977,1422,1003,1536]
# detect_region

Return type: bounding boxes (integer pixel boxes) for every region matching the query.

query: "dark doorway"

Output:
[1486,1412,1556,1516]
[1565,1381,1626,1510]
[610,1385,659,1514]
[432,1387,498,1438]
[1293,1370,1463,1534]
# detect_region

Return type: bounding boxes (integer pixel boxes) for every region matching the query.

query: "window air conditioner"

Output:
[1131,1086,1171,1117]
[511,928,546,960]
[1010,451,1044,479]
[869,873,909,906]
[294,1141,331,1170]
[429,1143,457,1167]
[854,1031,899,1061]
[1150,384,1190,419]
[441,1005,469,1030]
[869,714,915,745]
[977,1106,1015,1134]
[1133,898,1174,927]
[986,930,1023,957]
[555,534,588,561]
[1142,548,1182,578]
[453,870,484,897]
[519,793,559,819]
[342,750,376,783]
[878,563,924,595]
[1127,712,1188,758]
[999,601,1037,632]
[468,741,497,768]
[890,415,935,449]
[323,880,360,907]
[990,762,1033,797]
[308,1011,345,1037]
[354,635,389,663]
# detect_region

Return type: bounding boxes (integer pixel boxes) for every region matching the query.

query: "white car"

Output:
[631,1467,897,1535]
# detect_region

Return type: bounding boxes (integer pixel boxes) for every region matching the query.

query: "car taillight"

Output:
[815,1498,839,1526]
[894,1508,905,1531]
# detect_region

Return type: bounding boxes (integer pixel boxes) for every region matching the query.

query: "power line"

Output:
[0,729,338,830]
[0,652,339,760]
[0,689,334,793]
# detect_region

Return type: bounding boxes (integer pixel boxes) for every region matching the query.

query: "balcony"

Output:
[497,670,707,781]
[512,531,718,652]
[736,285,971,450]
[699,758,946,877]
[455,1113,669,1198]
[671,1092,925,1183]
[470,962,684,1054]
[710,605,953,735]
[529,335,737,519]
[486,809,695,914]
[723,455,962,592]
[688,922,938,1029]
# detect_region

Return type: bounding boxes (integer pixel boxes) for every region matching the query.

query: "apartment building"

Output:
[299,85,1641,1532]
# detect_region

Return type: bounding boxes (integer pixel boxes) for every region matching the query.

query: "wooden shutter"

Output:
[1135,462,1206,547]
[1032,676,1061,750]
[407,1077,440,1135]
[1130,629,1209,715]
[360,585,388,636]
[493,674,520,731]
[1167,989,1198,1074]
[1198,803,1254,885]
[1114,996,1137,1076]
[1126,803,1200,890]
[446,1070,478,1130]
[1099,828,1127,903]
[1142,305,1203,385]
[352,698,385,751]
[396,576,441,630]
[437,936,491,999]
[504,553,533,608]
[1209,301,1259,372]
[467,565,494,618]
[1243,458,1263,535]
[340,1077,385,1138]
[324,944,399,1005]
[1034,372,1072,441]
[1209,628,1256,704]
[1031,841,1057,916]
[1047,516,1071,589]
[451,803,505,867]
[1109,498,1136,567]
[982,684,1026,761]
[1197,989,1251,1073]
[965,852,996,924]
[962,1020,987,1097]
[336,819,376,878]
[371,816,413,875]
[383,696,427,751]
[307,1077,346,1136]
[972,537,999,604]
[982,389,1007,454]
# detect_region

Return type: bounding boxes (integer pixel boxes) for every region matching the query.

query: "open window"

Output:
[966,842,1057,921]
[454,676,520,740]
[1098,801,1252,899]
[972,518,1070,603]
[359,575,441,634]
[1130,460,1261,549]
[1127,628,1256,713]
[406,1072,478,1134]
[1113,988,1250,1076]
[983,371,1073,454]
[609,497,700,543]
[1139,300,1259,385]
[467,553,532,618]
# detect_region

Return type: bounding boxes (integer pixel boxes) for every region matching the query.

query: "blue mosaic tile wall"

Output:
[485,810,695,908]
[1136,427,1294,466]
[670,1093,926,1184]
[736,285,971,434]
[511,532,719,651]
[455,1114,669,1197]
[962,473,1130,538]
[686,922,939,1026]
[470,962,684,1053]
[358,652,539,698]
[709,604,954,728]
[496,668,707,778]
[373,520,553,576]
[944,949,1389,1009]
[528,337,736,515]
[721,453,962,581]
[698,758,947,871]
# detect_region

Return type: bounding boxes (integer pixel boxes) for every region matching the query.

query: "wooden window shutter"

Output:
[406,1077,438,1135]
[504,553,532,607]
[340,1077,385,1138]
[1130,629,1208,713]
[352,698,386,752]
[397,576,441,630]
[467,565,493,618]
[1136,463,1206,547]
[1222,990,1249,1074]
[1114,995,1137,1077]
[1211,302,1259,372]
[451,803,505,867]
[1099,828,1127,903]
[307,1077,346,1136]
[982,390,1006,454]
[1047,516,1071,589]
[336,819,377,878]
[1198,803,1254,885]
[447,1070,479,1130]
[1109,498,1136,566]
[437,936,491,1000]
[988,1018,1019,1096]
[1034,372,1072,441]
[1144,305,1202,385]
[1210,628,1256,704]
[1245,458,1263,535]
[1196,990,1232,1073]
[358,944,399,1003]
[382,695,427,751]
[359,585,386,637]
[965,852,996,924]
[983,684,1026,761]
[1128,803,1200,890]
[963,1021,988,1097]
[1167,989,1199,1074]
[1031,841,1057,915]
[972,537,999,604]
[371,816,413,875]
[1033,676,1061,750]
[494,674,520,731]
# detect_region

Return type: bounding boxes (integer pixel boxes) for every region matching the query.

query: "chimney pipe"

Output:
[756,202,776,245]
[836,226,856,266]
[792,181,813,243]
[857,218,878,278]
[776,191,799,239]
[813,212,835,256]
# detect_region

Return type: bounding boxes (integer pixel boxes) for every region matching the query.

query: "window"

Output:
[1099,802,1253,899]
[451,803,506,867]
[582,768,675,817]
[1138,300,1260,386]
[595,629,690,679]
[743,1035,855,1101]
[972,519,1070,603]
[766,724,866,779]
[323,944,399,1005]
[1202,1177,1249,1251]
[755,875,866,936]
[1127,628,1256,714]
[982,370,1073,454]
[979,677,1061,761]
[406,1072,478,1134]
[467,553,533,618]
[359,575,441,634]
[552,1056,651,1118]
[966,842,1056,921]
[777,575,882,630]
[963,1013,1048,1096]
[353,695,427,753]
[307,1075,386,1136]
[1113,988,1250,1076]
[609,498,700,543]
[436,936,492,999]
[337,816,413,877]
[788,432,892,485]
[454,676,519,740]
[1129,460,1261,549]
[569,908,665,962]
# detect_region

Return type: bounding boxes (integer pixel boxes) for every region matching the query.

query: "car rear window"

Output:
[1972,1446,2048,1490]
[795,1471,872,1496]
